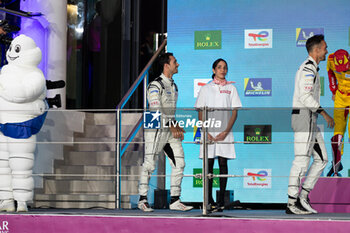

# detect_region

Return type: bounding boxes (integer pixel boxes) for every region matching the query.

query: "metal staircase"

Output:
[34,38,167,209]
[34,112,144,209]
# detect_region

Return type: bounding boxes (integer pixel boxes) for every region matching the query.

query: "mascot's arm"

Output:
[0,72,46,103]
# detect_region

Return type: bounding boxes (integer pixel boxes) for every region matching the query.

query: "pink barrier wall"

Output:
[310,177,350,213]
[0,214,349,233]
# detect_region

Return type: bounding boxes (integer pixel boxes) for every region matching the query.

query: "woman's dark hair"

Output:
[212,58,228,79]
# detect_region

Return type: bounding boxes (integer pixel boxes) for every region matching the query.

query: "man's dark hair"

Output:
[306,34,324,53]
[158,52,173,72]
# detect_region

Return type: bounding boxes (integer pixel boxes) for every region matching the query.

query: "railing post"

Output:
[115,39,166,210]
[116,108,121,209]
[202,106,209,215]
[144,72,148,109]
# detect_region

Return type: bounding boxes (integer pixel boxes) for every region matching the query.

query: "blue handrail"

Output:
[118,68,150,110]
[117,39,167,110]
[115,39,167,209]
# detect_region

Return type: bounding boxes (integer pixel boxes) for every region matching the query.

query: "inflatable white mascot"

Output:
[0,35,47,212]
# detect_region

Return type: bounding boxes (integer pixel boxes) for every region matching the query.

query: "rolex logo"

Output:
[244,125,272,144]
[255,128,261,135]
[194,30,222,50]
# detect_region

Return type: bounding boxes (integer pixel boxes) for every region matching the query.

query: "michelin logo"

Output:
[144,110,161,129]
[244,78,272,96]
[296,28,324,47]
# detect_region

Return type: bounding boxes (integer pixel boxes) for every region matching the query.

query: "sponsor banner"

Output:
[244,78,272,96]
[244,125,272,144]
[193,168,220,188]
[142,108,336,132]
[296,28,324,47]
[194,79,212,98]
[244,29,272,49]
[244,169,272,188]
[194,30,222,50]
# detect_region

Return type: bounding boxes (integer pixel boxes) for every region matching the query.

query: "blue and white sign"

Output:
[143,111,161,129]
[244,78,272,96]
[296,28,324,47]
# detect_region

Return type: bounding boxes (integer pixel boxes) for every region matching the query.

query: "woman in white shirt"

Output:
[195,58,242,212]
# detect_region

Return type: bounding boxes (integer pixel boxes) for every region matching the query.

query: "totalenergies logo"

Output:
[248,31,269,41]
[247,170,268,181]
[193,79,211,98]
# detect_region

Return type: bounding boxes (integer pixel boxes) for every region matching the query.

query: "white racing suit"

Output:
[288,56,328,199]
[139,73,185,197]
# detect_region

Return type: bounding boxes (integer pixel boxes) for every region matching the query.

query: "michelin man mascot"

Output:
[0,35,47,212]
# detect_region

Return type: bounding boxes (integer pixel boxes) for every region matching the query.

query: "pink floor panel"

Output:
[1,213,350,233]
[310,177,350,213]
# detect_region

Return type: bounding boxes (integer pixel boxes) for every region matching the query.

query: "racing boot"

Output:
[327,134,343,177]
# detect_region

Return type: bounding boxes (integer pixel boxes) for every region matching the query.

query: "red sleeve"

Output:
[327,54,338,95]
[328,69,338,95]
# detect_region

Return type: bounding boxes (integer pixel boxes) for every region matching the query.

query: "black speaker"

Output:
[154,189,170,209]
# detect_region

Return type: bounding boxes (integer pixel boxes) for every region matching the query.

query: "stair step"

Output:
[120,126,143,140]
[54,165,115,180]
[72,137,116,151]
[43,179,139,195]
[120,166,142,181]
[83,112,142,126]
[63,151,115,166]
[120,113,143,125]
[35,194,115,201]
[34,194,132,202]
[75,125,116,138]
[44,180,115,194]
[120,180,139,195]
[85,113,116,125]
[52,165,141,181]
[34,201,115,209]
[122,151,143,166]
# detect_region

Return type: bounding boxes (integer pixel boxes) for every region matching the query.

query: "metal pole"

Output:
[202,106,209,215]
[144,72,148,109]
[116,109,121,209]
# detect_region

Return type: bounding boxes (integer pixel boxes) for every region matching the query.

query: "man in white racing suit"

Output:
[138,53,193,212]
[287,35,334,215]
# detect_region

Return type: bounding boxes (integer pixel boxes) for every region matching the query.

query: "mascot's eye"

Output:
[14,45,21,53]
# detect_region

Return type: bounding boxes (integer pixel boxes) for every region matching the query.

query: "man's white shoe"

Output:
[0,199,15,212]
[169,200,193,211]
[17,201,28,212]
[286,204,312,215]
[138,199,154,212]
[299,197,317,214]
